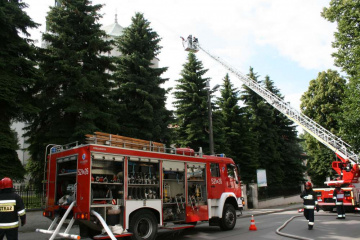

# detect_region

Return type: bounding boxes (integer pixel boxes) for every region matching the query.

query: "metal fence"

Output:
[258,185,302,201]
[14,186,43,210]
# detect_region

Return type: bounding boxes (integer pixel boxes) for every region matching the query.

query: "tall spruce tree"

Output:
[263,76,305,187]
[322,1,360,150]
[0,0,39,179]
[240,68,283,185]
[300,70,346,186]
[173,52,210,153]
[216,74,257,183]
[113,12,171,142]
[26,0,116,186]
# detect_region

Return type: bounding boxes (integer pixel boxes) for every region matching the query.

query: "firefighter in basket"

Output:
[300,181,319,230]
[333,185,346,219]
[0,177,26,240]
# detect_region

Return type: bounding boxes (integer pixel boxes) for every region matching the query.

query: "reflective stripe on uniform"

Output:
[304,205,315,209]
[18,209,26,216]
[0,221,19,229]
[0,200,16,205]
[308,221,314,226]
[303,195,313,200]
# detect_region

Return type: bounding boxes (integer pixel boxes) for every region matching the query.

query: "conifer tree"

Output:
[0,0,39,179]
[173,53,210,152]
[113,12,171,142]
[26,0,116,186]
[240,67,271,183]
[241,68,285,185]
[240,69,304,187]
[216,74,257,183]
[263,76,305,187]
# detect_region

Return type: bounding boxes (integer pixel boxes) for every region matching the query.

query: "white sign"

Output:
[257,169,267,187]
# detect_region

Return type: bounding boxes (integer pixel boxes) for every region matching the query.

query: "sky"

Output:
[22,0,338,112]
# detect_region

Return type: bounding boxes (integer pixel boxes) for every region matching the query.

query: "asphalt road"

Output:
[174,211,360,240]
[17,209,360,240]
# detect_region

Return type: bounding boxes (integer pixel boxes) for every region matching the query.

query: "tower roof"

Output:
[102,14,124,37]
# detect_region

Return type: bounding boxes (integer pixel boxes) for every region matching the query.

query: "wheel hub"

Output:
[137,218,153,238]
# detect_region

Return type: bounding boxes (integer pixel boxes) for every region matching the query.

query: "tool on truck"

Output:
[181,35,360,211]
[37,132,244,240]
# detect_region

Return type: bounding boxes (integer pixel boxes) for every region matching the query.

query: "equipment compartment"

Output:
[56,155,78,205]
[127,159,160,200]
[163,161,186,222]
[90,155,124,206]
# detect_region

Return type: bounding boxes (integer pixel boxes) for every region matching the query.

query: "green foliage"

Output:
[300,70,346,186]
[0,126,25,180]
[340,80,360,150]
[322,1,360,77]
[263,76,305,186]
[322,1,360,151]
[240,68,304,186]
[241,68,278,184]
[216,74,257,183]
[173,52,210,152]
[0,0,39,180]
[26,0,116,187]
[113,12,172,142]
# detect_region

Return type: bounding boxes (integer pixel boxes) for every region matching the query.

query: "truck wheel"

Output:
[129,210,157,240]
[220,204,236,231]
[79,223,102,239]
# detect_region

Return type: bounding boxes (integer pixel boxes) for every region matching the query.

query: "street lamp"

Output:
[206,81,220,155]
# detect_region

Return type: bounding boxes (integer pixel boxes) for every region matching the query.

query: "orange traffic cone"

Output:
[249,215,257,231]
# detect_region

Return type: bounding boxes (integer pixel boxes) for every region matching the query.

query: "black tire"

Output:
[219,204,236,231]
[79,222,89,238]
[189,221,197,226]
[79,223,102,239]
[129,210,158,240]
[88,228,102,239]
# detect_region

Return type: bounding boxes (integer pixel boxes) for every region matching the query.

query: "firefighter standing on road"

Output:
[300,181,319,230]
[333,185,346,219]
[0,177,26,240]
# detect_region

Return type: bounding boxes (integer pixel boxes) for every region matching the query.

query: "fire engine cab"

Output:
[36,132,244,240]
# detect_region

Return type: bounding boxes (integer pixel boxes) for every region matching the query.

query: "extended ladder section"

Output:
[196,44,359,164]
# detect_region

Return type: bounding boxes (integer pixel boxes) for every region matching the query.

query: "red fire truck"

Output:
[36,132,244,240]
[313,153,360,212]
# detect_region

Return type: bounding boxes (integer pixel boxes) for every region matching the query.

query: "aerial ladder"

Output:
[181,36,360,186]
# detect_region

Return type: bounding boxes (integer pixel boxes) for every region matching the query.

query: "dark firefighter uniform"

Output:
[0,178,26,240]
[300,182,319,230]
[333,186,346,219]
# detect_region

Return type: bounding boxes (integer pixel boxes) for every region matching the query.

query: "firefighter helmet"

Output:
[2,177,13,189]
[0,179,3,190]
[305,181,312,188]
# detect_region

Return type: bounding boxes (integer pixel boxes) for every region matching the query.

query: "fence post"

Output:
[241,184,247,210]
[249,183,258,209]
